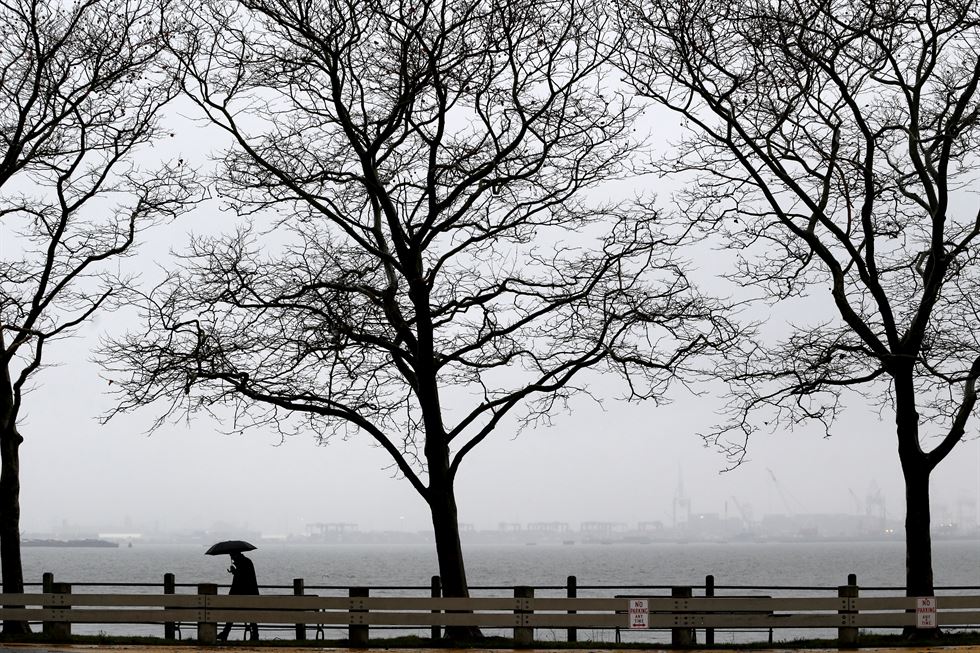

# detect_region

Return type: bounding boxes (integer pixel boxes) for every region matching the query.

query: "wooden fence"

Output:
[0,581,975,647]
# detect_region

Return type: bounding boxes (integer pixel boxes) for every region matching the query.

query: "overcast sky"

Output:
[9,100,980,540]
[18,295,980,537]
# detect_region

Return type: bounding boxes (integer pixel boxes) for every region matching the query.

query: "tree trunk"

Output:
[0,350,29,633]
[900,462,940,638]
[408,273,480,639]
[427,467,481,640]
[430,486,469,598]
[893,370,935,599]
[0,416,29,634]
[894,371,938,637]
[903,465,934,598]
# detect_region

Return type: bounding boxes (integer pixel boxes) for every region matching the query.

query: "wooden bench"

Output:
[614,594,773,644]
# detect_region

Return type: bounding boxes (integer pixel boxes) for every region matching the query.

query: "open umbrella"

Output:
[205,540,257,555]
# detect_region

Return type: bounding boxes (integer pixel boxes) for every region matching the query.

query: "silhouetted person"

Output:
[217,551,259,641]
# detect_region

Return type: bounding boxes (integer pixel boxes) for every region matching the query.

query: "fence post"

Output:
[704,574,714,646]
[49,582,71,641]
[430,575,442,640]
[671,586,695,646]
[514,586,533,647]
[566,575,577,643]
[197,583,218,645]
[164,573,176,640]
[293,578,306,641]
[838,575,859,649]
[349,587,369,647]
[41,572,53,636]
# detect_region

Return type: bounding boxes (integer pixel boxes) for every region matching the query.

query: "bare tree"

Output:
[0,0,196,631]
[101,0,734,622]
[620,0,980,601]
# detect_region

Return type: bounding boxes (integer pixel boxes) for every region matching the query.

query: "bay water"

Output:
[15,539,980,642]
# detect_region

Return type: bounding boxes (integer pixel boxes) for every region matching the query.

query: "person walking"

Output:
[217,551,260,641]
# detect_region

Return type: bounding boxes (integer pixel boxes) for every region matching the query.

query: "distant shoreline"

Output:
[23,538,119,549]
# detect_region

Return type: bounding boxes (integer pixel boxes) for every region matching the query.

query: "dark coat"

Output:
[229,554,259,595]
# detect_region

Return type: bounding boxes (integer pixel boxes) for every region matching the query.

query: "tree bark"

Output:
[409,272,480,638]
[429,483,469,598]
[0,401,29,634]
[894,370,938,638]
[900,462,939,638]
[894,372,935,600]
[427,464,481,640]
[903,464,934,598]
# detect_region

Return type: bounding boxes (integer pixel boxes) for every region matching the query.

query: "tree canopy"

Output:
[619,0,980,598]
[103,0,735,605]
[0,0,196,631]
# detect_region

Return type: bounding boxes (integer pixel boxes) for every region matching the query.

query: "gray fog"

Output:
[9,106,980,542]
[20,322,980,538]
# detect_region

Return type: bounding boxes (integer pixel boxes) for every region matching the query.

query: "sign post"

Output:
[916,597,937,629]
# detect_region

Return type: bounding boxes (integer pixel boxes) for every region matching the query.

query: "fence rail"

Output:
[1,578,975,647]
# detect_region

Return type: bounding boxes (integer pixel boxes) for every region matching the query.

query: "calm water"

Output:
[20,539,980,588]
[14,539,980,642]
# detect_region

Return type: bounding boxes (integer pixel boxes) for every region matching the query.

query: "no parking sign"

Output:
[628,599,649,629]
[916,597,937,629]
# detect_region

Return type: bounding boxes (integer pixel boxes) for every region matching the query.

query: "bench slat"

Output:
[646,613,846,628]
